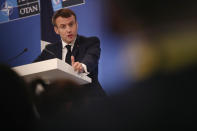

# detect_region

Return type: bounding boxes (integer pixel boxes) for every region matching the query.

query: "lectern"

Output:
[12,58,91,85]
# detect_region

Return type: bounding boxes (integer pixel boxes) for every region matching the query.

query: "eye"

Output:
[69,22,74,27]
[60,24,66,29]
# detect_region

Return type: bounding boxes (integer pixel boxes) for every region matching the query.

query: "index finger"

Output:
[71,56,75,66]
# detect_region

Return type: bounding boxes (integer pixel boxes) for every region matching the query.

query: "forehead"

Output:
[55,15,76,25]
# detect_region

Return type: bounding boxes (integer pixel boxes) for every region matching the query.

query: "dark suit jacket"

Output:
[34,35,106,97]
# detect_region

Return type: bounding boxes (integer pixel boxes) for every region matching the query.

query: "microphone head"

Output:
[24,48,28,52]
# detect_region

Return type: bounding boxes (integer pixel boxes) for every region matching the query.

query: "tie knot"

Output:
[65,45,71,50]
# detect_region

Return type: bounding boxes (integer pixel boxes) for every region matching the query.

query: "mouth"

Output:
[68,34,73,38]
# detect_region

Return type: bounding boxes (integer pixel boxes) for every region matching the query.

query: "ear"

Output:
[54,26,59,35]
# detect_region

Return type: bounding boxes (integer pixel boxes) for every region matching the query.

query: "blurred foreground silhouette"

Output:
[98,0,197,129]
[0,64,37,130]
[109,0,197,82]
[72,0,197,130]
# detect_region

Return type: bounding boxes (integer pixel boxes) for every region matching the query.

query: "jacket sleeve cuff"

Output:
[81,63,89,75]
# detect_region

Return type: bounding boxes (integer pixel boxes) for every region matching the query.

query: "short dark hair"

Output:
[52,8,77,26]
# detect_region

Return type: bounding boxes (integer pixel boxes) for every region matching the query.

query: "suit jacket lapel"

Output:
[55,36,80,61]
[72,35,80,59]
[56,41,62,60]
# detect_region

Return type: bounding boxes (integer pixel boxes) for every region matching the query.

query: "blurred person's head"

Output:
[109,0,197,82]
[31,78,86,119]
[0,64,37,130]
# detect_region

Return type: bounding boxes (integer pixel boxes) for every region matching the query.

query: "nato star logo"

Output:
[0,1,14,16]
[53,0,61,5]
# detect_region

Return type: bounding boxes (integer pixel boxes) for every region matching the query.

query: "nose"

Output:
[66,26,71,33]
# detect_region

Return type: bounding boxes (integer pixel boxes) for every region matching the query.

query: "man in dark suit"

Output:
[34,8,106,97]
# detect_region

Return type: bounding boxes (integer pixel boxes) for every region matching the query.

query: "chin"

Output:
[69,40,73,43]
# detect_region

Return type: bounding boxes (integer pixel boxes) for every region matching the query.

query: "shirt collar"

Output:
[61,37,76,50]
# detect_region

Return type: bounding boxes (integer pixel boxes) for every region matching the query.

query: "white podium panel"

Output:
[12,58,91,85]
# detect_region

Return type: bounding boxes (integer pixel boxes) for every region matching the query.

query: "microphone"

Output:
[7,48,28,62]
[43,48,56,57]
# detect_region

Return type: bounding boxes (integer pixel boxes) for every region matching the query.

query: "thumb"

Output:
[71,56,75,66]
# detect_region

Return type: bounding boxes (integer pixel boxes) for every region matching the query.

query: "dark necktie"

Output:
[65,45,72,65]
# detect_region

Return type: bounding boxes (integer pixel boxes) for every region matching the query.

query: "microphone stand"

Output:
[6,48,28,62]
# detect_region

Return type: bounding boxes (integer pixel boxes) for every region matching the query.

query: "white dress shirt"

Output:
[62,39,74,61]
[61,39,89,74]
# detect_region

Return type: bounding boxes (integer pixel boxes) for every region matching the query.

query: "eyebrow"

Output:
[59,24,66,27]
[57,19,75,27]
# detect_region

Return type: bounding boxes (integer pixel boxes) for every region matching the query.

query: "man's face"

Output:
[54,15,78,44]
